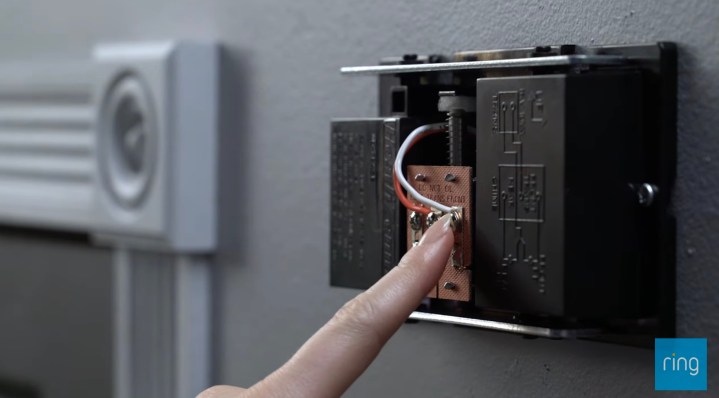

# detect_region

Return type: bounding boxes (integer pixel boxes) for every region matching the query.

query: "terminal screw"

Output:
[449,207,462,231]
[409,211,422,231]
[426,211,439,227]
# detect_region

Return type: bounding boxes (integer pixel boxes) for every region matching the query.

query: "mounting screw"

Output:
[637,183,658,207]
[444,173,456,182]
[414,173,426,181]
[443,282,457,290]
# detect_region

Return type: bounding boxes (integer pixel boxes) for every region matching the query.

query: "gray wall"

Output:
[0,233,112,397]
[0,0,717,397]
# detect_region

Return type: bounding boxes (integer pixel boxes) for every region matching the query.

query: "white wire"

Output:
[394,123,452,214]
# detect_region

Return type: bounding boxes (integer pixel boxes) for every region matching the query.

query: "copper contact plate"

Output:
[407,165,473,301]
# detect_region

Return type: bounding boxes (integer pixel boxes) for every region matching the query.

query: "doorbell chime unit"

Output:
[330,43,676,344]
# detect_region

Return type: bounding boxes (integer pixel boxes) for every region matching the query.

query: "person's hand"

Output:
[198,214,454,398]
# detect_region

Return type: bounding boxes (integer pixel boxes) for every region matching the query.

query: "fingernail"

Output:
[419,214,452,246]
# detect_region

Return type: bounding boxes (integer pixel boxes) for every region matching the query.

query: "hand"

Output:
[198,214,454,398]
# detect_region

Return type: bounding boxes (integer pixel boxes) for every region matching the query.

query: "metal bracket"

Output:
[409,311,601,339]
[341,55,626,75]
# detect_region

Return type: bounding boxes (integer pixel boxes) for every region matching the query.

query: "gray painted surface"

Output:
[0,0,717,397]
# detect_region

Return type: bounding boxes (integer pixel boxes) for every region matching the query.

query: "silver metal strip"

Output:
[341,55,626,75]
[409,311,601,338]
[113,249,131,398]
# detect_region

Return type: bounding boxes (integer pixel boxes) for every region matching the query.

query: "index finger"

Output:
[246,214,454,398]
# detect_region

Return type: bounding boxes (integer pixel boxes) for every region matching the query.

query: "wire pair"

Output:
[392,123,452,215]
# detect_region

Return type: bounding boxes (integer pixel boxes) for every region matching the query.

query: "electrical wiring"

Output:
[393,123,453,214]
[392,126,438,215]
[393,169,429,214]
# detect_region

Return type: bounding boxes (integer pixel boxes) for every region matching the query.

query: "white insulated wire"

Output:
[393,123,452,214]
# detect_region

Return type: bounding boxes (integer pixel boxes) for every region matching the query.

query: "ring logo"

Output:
[655,338,707,391]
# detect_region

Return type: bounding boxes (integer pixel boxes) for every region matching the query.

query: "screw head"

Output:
[444,173,456,182]
[409,211,422,231]
[449,207,462,231]
[426,212,439,227]
[443,282,457,290]
[637,183,658,206]
[414,173,426,181]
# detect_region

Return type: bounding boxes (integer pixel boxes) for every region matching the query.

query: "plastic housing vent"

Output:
[0,64,95,230]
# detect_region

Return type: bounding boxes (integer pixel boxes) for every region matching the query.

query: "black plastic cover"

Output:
[330,118,415,288]
[474,72,646,318]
